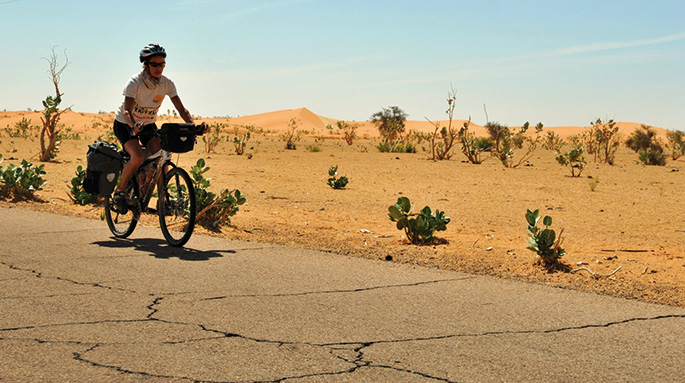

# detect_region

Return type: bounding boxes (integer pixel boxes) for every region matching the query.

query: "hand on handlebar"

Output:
[196,121,208,135]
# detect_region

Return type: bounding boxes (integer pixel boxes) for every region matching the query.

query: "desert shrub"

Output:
[376,139,417,153]
[306,137,324,152]
[336,121,359,145]
[486,121,543,168]
[68,165,97,205]
[388,197,450,245]
[370,106,407,141]
[556,147,586,177]
[542,131,565,151]
[665,130,685,160]
[625,125,662,153]
[203,123,226,153]
[232,125,251,155]
[0,157,47,200]
[587,118,621,165]
[190,158,246,230]
[281,118,301,150]
[4,117,39,139]
[458,119,493,164]
[327,165,348,189]
[526,209,565,267]
[625,125,665,166]
[638,149,666,166]
[57,124,80,140]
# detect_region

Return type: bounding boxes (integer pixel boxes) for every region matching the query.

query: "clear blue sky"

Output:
[1,0,684,129]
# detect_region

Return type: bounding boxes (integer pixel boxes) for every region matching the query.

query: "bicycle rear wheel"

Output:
[158,167,196,247]
[104,177,140,238]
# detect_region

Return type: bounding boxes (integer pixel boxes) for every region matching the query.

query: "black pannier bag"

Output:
[160,123,196,153]
[83,141,122,195]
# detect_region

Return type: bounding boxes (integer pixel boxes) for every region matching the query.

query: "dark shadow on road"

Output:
[93,237,235,261]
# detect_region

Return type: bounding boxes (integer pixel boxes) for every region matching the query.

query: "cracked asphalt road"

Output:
[1,207,683,382]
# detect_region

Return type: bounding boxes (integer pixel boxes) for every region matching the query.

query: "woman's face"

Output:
[147,56,166,79]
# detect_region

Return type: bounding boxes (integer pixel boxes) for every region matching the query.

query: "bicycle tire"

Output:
[104,176,140,238]
[158,167,196,247]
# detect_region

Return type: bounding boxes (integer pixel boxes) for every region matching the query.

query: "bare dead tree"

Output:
[425,86,459,160]
[39,46,71,162]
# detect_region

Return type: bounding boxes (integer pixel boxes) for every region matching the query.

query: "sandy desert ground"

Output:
[1,109,683,307]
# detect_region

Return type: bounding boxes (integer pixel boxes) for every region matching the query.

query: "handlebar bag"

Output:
[83,141,122,195]
[160,123,196,153]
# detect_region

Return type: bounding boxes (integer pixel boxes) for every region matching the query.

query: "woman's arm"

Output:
[123,97,143,133]
[171,96,194,124]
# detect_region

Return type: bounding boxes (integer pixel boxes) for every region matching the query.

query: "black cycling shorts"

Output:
[113,120,158,147]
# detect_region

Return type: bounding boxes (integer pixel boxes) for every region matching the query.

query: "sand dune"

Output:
[0,109,670,139]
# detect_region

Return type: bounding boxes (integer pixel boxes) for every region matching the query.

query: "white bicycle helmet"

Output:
[139,43,166,63]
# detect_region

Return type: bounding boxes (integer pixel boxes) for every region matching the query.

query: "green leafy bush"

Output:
[0,157,47,200]
[486,121,542,167]
[190,158,246,230]
[556,147,586,177]
[526,209,565,267]
[327,165,348,189]
[68,165,97,205]
[638,149,666,166]
[388,197,450,245]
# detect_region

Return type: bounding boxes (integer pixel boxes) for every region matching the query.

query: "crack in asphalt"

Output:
[2,260,683,382]
[200,277,472,301]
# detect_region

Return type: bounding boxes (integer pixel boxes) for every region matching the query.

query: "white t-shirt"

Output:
[115,72,178,125]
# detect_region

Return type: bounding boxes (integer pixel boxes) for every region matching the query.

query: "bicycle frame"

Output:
[135,152,173,213]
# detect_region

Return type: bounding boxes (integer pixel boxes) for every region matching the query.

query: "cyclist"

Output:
[112,43,204,213]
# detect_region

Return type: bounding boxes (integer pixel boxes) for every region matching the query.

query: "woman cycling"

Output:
[112,43,203,213]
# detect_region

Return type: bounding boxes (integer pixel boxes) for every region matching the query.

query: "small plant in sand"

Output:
[232,125,252,155]
[281,118,301,150]
[486,121,543,168]
[388,197,450,245]
[665,130,685,160]
[336,120,358,145]
[190,158,247,230]
[556,147,586,177]
[202,122,226,153]
[327,165,349,189]
[68,165,97,205]
[525,209,566,268]
[0,157,47,201]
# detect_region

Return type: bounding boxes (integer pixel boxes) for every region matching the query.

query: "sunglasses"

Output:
[148,61,166,68]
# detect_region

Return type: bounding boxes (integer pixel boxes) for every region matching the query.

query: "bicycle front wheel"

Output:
[158,167,196,247]
[104,176,140,238]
